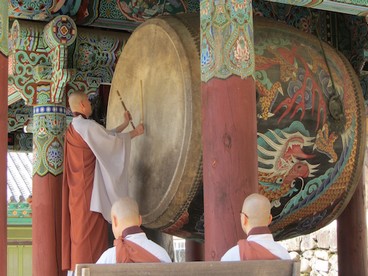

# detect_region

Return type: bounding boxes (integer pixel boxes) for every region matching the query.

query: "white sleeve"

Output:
[220,246,240,261]
[128,236,172,263]
[254,241,291,260]
[96,247,116,264]
[72,117,132,221]
[73,118,130,156]
[138,241,172,263]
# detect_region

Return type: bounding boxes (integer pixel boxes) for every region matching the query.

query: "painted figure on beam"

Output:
[62,91,144,274]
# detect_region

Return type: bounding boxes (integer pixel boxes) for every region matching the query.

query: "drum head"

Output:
[107,15,202,230]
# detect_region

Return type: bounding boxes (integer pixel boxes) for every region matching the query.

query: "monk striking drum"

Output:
[62,91,144,273]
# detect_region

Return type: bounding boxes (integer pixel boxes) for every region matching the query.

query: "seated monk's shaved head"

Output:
[111,197,142,238]
[241,193,272,234]
[68,91,88,113]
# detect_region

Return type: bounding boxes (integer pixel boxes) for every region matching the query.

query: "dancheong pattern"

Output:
[200,0,255,81]
[32,105,66,176]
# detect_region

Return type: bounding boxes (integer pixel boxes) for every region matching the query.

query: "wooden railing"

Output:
[75,260,300,276]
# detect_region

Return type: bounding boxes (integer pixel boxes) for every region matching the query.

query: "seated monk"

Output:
[221,193,291,261]
[96,197,172,263]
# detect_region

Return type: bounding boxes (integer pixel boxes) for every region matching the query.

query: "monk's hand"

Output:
[124,111,132,124]
[115,111,131,132]
[135,123,144,136]
[130,123,144,138]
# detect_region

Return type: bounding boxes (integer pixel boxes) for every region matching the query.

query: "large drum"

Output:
[107,14,203,240]
[107,15,365,241]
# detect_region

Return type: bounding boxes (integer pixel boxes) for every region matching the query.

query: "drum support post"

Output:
[337,172,368,276]
[201,75,259,260]
[200,0,258,260]
[185,240,204,261]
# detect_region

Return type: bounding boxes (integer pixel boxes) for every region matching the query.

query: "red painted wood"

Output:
[337,174,367,276]
[32,174,64,275]
[201,75,258,260]
[0,53,8,276]
[185,240,204,261]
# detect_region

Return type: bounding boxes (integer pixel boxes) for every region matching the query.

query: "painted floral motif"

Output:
[200,35,214,71]
[200,0,213,29]
[33,110,66,176]
[0,4,8,55]
[227,0,251,25]
[17,133,33,152]
[9,0,54,19]
[213,4,229,27]
[73,30,121,84]
[8,100,33,132]
[46,139,63,170]
[32,143,41,175]
[117,0,187,22]
[233,34,250,66]
[253,1,316,34]
[200,0,254,81]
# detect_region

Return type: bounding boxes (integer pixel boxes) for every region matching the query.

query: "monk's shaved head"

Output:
[68,91,92,117]
[241,193,272,232]
[68,91,88,113]
[111,197,141,238]
[112,197,140,222]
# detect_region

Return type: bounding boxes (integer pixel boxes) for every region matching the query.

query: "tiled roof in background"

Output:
[7,152,32,203]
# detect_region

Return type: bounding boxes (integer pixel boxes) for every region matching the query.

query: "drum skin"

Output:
[107,14,203,239]
[107,15,365,241]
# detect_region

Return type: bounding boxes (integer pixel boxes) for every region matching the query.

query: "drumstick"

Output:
[140,80,144,124]
[116,90,136,129]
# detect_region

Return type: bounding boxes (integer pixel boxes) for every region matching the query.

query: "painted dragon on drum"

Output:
[255,18,364,239]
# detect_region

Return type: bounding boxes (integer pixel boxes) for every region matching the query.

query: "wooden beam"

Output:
[262,0,368,16]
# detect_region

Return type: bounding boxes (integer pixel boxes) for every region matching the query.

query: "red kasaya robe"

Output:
[114,226,161,263]
[62,123,108,271]
[238,227,281,260]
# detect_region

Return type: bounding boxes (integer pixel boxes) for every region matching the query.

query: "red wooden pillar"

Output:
[0,52,8,276]
[200,1,258,260]
[28,16,76,275]
[31,103,67,276]
[32,174,64,275]
[337,173,367,276]
[185,240,204,261]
